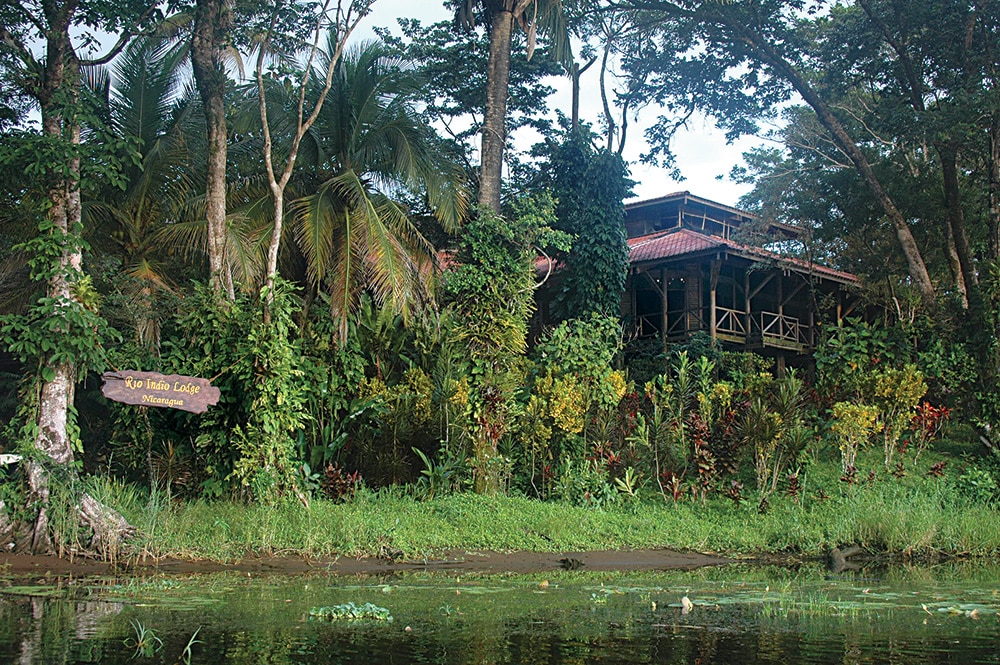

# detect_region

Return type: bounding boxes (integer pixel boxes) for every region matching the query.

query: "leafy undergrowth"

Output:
[89,445,1000,564]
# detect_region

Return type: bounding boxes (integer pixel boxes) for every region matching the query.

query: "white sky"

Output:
[357,0,761,207]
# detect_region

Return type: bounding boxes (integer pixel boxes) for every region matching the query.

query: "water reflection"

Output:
[2,562,999,664]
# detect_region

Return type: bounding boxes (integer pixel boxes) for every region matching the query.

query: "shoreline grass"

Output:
[87,447,1000,563]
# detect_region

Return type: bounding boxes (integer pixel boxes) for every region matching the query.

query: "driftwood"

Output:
[828,544,864,573]
[80,493,136,561]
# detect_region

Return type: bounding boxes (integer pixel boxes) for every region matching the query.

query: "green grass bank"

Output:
[90,448,1000,563]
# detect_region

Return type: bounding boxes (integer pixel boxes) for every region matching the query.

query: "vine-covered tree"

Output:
[542,131,631,320]
[0,0,161,554]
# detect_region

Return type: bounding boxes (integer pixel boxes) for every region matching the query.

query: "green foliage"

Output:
[109,280,309,503]
[814,318,911,403]
[951,466,999,508]
[1,221,119,383]
[297,294,368,473]
[412,447,466,501]
[735,370,810,497]
[0,86,140,202]
[517,314,629,496]
[554,458,620,509]
[544,132,631,320]
[871,365,927,467]
[375,18,563,179]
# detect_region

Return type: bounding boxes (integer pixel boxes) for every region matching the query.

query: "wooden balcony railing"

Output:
[632,306,811,350]
[755,311,808,347]
[715,307,746,337]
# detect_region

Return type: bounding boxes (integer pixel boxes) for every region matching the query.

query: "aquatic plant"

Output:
[123,619,162,658]
[308,602,393,622]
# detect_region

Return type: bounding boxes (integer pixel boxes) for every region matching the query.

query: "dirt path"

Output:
[2,549,728,578]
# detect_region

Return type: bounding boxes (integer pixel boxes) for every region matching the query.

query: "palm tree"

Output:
[454,0,571,212]
[285,40,469,340]
[85,39,185,346]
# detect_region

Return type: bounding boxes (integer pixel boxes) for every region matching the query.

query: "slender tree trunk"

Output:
[989,116,1000,263]
[257,0,366,312]
[570,60,580,132]
[478,8,515,214]
[938,142,978,302]
[942,211,968,307]
[191,0,233,299]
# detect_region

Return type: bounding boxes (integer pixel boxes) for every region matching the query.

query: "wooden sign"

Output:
[101,371,221,414]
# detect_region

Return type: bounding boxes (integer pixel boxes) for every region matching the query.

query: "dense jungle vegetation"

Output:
[2,0,1000,560]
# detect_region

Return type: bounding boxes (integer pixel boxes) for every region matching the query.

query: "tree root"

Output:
[80,493,136,563]
[0,500,14,549]
[26,460,136,562]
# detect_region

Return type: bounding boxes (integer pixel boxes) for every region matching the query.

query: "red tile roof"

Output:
[628,229,725,263]
[628,228,857,284]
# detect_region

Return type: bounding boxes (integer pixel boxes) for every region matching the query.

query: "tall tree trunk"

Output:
[938,142,979,302]
[736,28,937,306]
[191,0,233,299]
[478,8,515,214]
[25,1,133,556]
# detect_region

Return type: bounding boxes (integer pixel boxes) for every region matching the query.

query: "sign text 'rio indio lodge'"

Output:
[100,371,221,414]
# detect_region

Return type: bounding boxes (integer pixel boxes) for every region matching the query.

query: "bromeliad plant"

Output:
[630,351,733,502]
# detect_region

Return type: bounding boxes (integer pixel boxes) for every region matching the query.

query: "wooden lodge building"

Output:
[536,192,859,367]
[622,192,858,364]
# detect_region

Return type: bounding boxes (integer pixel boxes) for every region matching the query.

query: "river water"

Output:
[2,561,999,664]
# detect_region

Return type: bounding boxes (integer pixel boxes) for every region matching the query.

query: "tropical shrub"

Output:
[909,401,951,463]
[554,458,620,509]
[830,402,879,473]
[870,364,926,467]
[516,314,629,496]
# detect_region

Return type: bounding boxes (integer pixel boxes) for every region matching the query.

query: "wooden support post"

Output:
[777,272,784,317]
[744,271,752,338]
[661,268,668,352]
[685,271,700,334]
[710,261,720,344]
